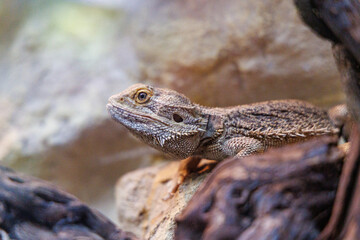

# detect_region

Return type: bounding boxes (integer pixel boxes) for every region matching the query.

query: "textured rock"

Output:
[115,162,209,239]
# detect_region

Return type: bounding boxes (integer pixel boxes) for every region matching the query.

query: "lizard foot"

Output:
[196,159,218,173]
[162,156,202,201]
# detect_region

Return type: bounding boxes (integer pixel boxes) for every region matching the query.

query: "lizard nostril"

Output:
[114,97,124,103]
[109,96,124,104]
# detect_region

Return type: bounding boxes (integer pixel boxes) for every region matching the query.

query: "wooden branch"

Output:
[293,1,360,239]
[0,166,138,240]
[314,0,360,63]
[295,0,360,123]
[175,136,344,240]
[318,126,360,239]
[294,0,360,62]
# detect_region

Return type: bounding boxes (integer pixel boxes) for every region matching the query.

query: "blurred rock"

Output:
[132,0,344,107]
[115,162,208,239]
[0,0,157,222]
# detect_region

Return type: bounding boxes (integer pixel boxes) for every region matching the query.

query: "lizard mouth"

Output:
[107,103,169,126]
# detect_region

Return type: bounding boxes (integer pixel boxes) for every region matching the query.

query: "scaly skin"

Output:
[107,84,341,196]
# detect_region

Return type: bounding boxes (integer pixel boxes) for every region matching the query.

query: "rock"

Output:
[132,0,344,107]
[115,161,209,239]
[0,0,158,222]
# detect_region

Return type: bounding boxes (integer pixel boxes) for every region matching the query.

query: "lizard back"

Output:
[222,100,338,148]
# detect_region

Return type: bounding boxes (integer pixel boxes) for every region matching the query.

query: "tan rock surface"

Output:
[116,162,208,239]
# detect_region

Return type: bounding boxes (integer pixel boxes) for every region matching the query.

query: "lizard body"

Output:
[107,84,339,161]
[107,84,343,197]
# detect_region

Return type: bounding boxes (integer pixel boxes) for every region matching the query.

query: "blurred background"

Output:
[0,0,344,223]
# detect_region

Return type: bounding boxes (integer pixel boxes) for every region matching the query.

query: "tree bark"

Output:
[294,1,360,239]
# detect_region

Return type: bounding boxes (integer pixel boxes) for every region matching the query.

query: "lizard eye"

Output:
[135,90,151,103]
[173,113,183,123]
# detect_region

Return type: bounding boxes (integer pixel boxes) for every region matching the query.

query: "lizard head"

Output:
[107,84,208,159]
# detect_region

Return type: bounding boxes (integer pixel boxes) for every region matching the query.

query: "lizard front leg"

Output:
[164,137,264,200]
[224,137,265,157]
[163,156,202,200]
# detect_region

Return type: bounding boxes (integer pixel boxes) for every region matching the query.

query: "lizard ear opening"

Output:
[173,113,183,123]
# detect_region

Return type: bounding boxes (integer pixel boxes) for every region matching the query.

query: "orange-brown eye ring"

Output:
[135,89,152,103]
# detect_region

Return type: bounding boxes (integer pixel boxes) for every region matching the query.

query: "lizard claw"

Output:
[162,192,175,201]
[162,171,185,201]
[162,156,202,201]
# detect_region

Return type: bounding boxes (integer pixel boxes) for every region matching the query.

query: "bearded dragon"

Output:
[107,84,345,197]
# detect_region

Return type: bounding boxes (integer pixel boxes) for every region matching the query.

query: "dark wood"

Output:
[294,1,360,240]
[318,126,360,240]
[176,136,344,240]
[332,44,360,128]
[340,129,360,240]
[295,0,360,123]
[295,0,360,62]
[0,166,138,240]
[314,0,360,64]
[293,0,339,42]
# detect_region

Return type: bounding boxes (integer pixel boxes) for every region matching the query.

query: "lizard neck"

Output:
[195,105,226,141]
[192,105,226,159]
